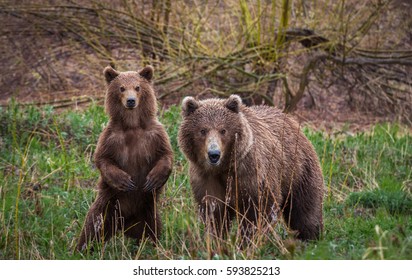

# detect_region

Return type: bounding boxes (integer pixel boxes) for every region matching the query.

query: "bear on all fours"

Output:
[77,65,173,251]
[178,95,324,242]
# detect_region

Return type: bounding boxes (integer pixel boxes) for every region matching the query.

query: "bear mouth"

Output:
[125,104,137,109]
[208,160,220,166]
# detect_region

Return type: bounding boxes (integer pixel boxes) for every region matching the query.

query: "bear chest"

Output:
[112,130,155,172]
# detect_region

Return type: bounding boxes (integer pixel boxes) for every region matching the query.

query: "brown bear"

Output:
[178,95,324,242]
[77,65,173,251]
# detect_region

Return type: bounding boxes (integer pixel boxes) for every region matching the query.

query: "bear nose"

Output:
[208,150,221,164]
[126,98,136,108]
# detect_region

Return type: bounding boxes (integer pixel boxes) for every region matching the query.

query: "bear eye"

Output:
[135,86,140,92]
[200,129,206,136]
[120,86,125,92]
[220,129,226,135]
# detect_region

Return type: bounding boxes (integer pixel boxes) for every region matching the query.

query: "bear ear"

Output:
[103,66,120,84]
[139,65,154,81]
[181,96,199,117]
[225,95,242,113]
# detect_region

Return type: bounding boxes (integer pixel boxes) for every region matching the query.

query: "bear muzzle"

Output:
[206,133,223,166]
[125,97,137,109]
[208,149,221,165]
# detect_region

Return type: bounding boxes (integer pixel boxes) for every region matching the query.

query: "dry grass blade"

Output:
[0,0,411,122]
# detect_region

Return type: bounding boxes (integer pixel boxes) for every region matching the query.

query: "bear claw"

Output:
[143,177,162,192]
[119,177,135,191]
[143,179,155,192]
[126,180,136,191]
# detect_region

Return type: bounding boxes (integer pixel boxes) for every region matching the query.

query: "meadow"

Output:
[0,102,410,260]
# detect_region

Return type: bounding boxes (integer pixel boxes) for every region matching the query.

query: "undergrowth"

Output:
[0,103,410,260]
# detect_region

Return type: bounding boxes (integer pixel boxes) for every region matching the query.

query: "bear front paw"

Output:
[143,175,166,192]
[110,173,136,192]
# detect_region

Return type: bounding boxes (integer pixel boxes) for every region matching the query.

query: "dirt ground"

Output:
[0,84,402,134]
[1,0,410,132]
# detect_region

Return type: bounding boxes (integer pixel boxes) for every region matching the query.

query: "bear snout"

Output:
[126,97,136,108]
[207,149,221,165]
[206,134,222,166]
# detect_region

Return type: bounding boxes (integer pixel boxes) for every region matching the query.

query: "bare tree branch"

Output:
[285,53,412,112]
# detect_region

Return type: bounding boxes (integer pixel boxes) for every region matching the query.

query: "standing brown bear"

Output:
[77,65,173,251]
[178,95,324,242]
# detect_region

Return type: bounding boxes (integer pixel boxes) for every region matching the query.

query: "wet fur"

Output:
[178,95,324,242]
[77,66,173,251]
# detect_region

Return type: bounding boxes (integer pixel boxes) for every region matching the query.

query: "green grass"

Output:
[0,103,411,259]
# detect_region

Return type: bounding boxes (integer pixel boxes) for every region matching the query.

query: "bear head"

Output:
[178,95,254,172]
[103,65,156,128]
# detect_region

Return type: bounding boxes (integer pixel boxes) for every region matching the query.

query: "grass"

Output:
[0,103,411,260]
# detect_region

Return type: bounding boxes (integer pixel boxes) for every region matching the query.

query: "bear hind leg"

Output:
[282,204,322,241]
[77,198,117,251]
[282,177,323,240]
[145,211,162,243]
[124,209,162,245]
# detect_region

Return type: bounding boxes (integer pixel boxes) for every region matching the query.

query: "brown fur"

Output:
[178,95,324,242]
[77,66,173,251]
